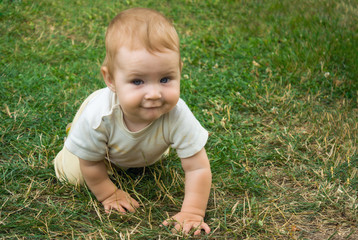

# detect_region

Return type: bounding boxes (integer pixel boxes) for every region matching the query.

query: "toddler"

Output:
[54,8,211,235]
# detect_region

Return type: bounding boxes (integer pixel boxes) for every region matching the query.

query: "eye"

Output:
[160,77,170,83]
[132,79,144,85]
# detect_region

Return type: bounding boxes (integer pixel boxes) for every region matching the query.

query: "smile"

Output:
[142,106,162,109]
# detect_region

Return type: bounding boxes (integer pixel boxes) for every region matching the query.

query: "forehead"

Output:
[115,47,180,71]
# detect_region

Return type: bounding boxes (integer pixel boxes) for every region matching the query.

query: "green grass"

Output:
[1,0,357,239]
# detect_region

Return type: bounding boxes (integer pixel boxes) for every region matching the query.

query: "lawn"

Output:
[1,0,357,239]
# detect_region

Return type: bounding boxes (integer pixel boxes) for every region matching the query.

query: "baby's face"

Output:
[111,47,181,131]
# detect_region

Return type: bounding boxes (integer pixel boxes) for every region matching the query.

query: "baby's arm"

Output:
[162,148,212,235]
[79,158,139,213]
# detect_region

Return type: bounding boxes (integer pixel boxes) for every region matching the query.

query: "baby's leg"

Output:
[54,146,84,185]
[54,147,115,185]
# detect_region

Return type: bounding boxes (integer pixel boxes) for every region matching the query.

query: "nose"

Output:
[145,84,161,100]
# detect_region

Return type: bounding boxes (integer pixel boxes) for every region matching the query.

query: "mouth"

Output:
[141,101,163,109]
[141,105,162,109]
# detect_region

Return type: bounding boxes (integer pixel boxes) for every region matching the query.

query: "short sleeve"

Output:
[65,107,109,161]
[168,99,208,159]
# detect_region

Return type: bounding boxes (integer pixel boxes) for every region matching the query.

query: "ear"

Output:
[101,66,116,92]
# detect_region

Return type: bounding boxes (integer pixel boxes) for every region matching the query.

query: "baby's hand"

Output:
[162,212,210,236]
[101,189,140,213]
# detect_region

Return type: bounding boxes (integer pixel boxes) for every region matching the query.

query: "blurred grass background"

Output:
[1,0,357,239]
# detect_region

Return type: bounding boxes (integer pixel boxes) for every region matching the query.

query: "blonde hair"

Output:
[103,8,181,77]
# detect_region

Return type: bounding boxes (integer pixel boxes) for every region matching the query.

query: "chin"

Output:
[145,114,163,121]
[148,111,167,121]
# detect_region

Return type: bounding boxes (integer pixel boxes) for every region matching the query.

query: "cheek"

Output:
[117,91,142,107]
[166,88,180,104]
[171,85,180,98]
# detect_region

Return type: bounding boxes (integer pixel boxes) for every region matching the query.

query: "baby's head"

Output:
[101,8,182,131]
[102,8,181,78]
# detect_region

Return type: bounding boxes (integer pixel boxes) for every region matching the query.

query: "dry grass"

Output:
[1,0,357,239]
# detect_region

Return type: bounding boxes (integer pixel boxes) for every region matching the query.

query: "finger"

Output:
[122,196,139,210]
[201,223,211,234]
[117,198,139,213]
[161,220,169,227]
[122,202,136,213]
[191,223,211,236]
[111,203,126,214]
[194,229,201,236]
[104,206,111,214]
[161,218,177,227]
[174,222,182,233]
[130,198,140,208]
[170,223,182,234]
[182,224,192,235]
[183,223,202,236]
